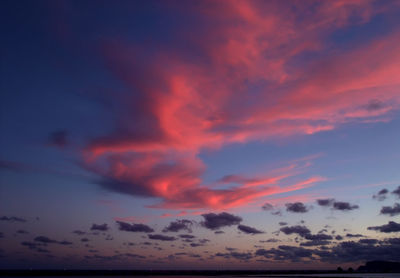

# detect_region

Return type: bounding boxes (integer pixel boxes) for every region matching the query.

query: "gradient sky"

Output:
[1,0,400,270]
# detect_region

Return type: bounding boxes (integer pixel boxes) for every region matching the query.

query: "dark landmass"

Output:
[0,261,399,276]
[0,269,339,276]
[357,260,400,273]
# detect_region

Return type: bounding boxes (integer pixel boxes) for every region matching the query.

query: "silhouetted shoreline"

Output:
[0,269,343,276]
[1,261,399,276]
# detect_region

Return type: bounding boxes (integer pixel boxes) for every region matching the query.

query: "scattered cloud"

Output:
[280,225,311,237]
[332,201,359,211]
[261,203,274,211]
[34,236,72,245]
[162,219,193,233]
[368,221,400,233]
[392,186,400,198]
[179,234,196,239]
[0,216,27,223]
[380,203,400,216]
[285,202,308,213]
[116,221,154,233]
[90,223,109,231]
[316,199,335,207]
[200,212,242,230]
[237,224,264,234]
[316,199,359,211]
[373,189,388,201]
[72,230,86,235]
[256,245,313,262]
[304,233,332,241]
[148,234,176,241]
[346,233,364,238]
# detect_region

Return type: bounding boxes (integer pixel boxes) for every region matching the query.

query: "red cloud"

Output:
[83,1,400,210]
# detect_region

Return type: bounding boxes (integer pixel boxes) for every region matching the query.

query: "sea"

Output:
[5,275,400,278]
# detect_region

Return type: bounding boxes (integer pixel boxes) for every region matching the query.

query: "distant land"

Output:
[357,260,400,273]
[1,261,399,276]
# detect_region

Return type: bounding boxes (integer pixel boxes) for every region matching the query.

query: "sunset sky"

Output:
[1,0,400,270]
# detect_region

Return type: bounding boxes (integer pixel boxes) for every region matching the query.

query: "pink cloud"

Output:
[82,1,400,210]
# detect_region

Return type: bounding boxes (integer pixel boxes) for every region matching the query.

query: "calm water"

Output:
[3,275,400,278]
[262,274,399,277]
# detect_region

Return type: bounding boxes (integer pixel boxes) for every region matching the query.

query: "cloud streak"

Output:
[78,0,400,211]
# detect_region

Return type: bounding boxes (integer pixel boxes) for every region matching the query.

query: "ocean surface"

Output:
[3,275,400,278]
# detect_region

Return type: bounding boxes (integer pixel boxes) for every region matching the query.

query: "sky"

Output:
[1,0,400,270]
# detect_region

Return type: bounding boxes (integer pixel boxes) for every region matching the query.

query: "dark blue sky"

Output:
[1,0,400,269]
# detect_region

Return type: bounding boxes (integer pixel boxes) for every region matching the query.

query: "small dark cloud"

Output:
[380,203,400,216]
[368,221,400,233]
[256,245,313,261]
[392,186,400,198]
[0,232,4,239]
[21,241,41,250]
[346,233,364,238]
[0,216,27,223]
[316,199,335,207]
[280,225,311,237]
[34,236,72,245]
[21,241,51,254]
[316,199,359,211]
[116,221,154,233]
[90,223,109,231]
[359,239,378,245]
[179,234,196,239]
[285,202,308,213]
[230,251,253,261]
[81,238,89,242]
[48,130,68,148]
[190,243,203,247]
[148,234,176,241]
[72,230,86,235]
[162,219,193,233]
[201,212,242,230]
[304,233,332,241]
[300,240,330,246]
[260,238,281,243]
[84,254,121,261]
[214,230,224,234]
[237,224,264,234]
[373,189,389,201]
[124,253,146,259]
[215,251,253,261]
[332,201,359,211]
[34,236,57,244]
[279,222,287,226]
[335,235,343,240]
[262,203,274,211]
